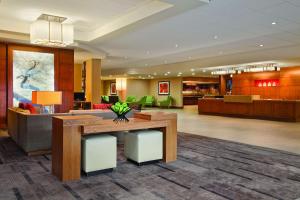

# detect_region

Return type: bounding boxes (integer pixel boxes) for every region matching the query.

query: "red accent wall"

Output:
[57,49,74,113]
[0,43,74,128]
[232,67,300,100]
[0,44,7,128]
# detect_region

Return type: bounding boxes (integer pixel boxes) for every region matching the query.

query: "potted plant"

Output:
[110,102,131,123]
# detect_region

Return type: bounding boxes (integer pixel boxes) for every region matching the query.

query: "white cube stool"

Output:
[82,134,117,175]
[125,130,163,165]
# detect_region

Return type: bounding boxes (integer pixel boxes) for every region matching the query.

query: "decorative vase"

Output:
[111,108,131,123]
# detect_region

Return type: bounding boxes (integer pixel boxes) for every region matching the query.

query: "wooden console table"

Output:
[52,112,177,181]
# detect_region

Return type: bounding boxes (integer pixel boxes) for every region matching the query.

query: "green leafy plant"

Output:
[110,102,131,123]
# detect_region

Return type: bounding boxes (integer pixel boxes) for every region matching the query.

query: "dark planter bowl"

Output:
[110,108,132,123]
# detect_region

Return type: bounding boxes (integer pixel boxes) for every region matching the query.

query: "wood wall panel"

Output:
[219,75,231,95]
[0,44,7,128]
[57,50,74,113]
[232,67,300,100]
[0,43,74,127]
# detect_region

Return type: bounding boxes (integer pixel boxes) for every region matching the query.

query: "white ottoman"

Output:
[125,130,163,165]
[82,134,117,175]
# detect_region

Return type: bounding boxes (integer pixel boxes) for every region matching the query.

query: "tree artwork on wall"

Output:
[13,50,54,106]
[158,81,170,95]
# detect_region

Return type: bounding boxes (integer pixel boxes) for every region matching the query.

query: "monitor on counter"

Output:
[74,92,85,101]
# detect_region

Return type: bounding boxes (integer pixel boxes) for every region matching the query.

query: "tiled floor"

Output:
[150,106,300,155]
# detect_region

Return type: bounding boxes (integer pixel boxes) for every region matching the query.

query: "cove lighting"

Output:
[211,69,236,75]
[211,63,279,75]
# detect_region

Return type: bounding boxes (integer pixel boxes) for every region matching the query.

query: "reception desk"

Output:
[198,98,300,122]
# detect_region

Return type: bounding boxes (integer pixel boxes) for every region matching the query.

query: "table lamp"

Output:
[32,91,62,114]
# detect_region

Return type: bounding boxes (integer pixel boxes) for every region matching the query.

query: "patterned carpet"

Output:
[0,133,300,200]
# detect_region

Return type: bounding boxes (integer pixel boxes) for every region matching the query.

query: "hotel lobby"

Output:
[1,0,300,199]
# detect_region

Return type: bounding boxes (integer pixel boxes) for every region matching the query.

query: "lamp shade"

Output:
[30,20,49,44]
[32,91,62,105]
[116,78,127,91]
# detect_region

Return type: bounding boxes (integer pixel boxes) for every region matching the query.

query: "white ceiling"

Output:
[0,0,156,31]
[1,0,300,78]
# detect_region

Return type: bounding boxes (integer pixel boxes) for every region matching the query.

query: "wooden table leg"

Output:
[52,118,82,181]
[163,117,177,162]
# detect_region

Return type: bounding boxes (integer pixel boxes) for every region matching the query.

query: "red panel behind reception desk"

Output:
[232,67,300,100]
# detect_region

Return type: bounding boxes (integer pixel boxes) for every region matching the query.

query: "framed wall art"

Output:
[110,82,117,95]
[158,81,170,95]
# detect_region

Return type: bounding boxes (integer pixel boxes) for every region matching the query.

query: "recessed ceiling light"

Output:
[214,35,218,40]
[164,73,168,76]
[153,72,157,76]
[202,70,206,73]
[167,71,171,74]
[190,68,195,72]
[177,74,181,77]
[192,72,196,76]
[175,44,179,48]
[259,44,264,47]
[272,22,277,25]
[178,72,182,75]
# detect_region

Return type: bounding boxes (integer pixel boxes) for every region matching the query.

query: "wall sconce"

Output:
[116,78,127,91]
[116,78,127,101]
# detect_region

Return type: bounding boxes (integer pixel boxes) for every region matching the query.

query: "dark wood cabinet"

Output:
[73,101,91,110]
[183,96,202,105]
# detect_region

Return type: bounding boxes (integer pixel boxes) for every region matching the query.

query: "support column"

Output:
[85,59,101,105]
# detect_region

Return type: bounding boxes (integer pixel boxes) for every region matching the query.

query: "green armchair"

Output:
[159,96,172,108]
[126,96,137,104]
[145,96,155,107]
[137,96,147,108]
[101,95,109,103]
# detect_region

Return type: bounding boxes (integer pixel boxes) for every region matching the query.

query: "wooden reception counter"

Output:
[198,97,300,122]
